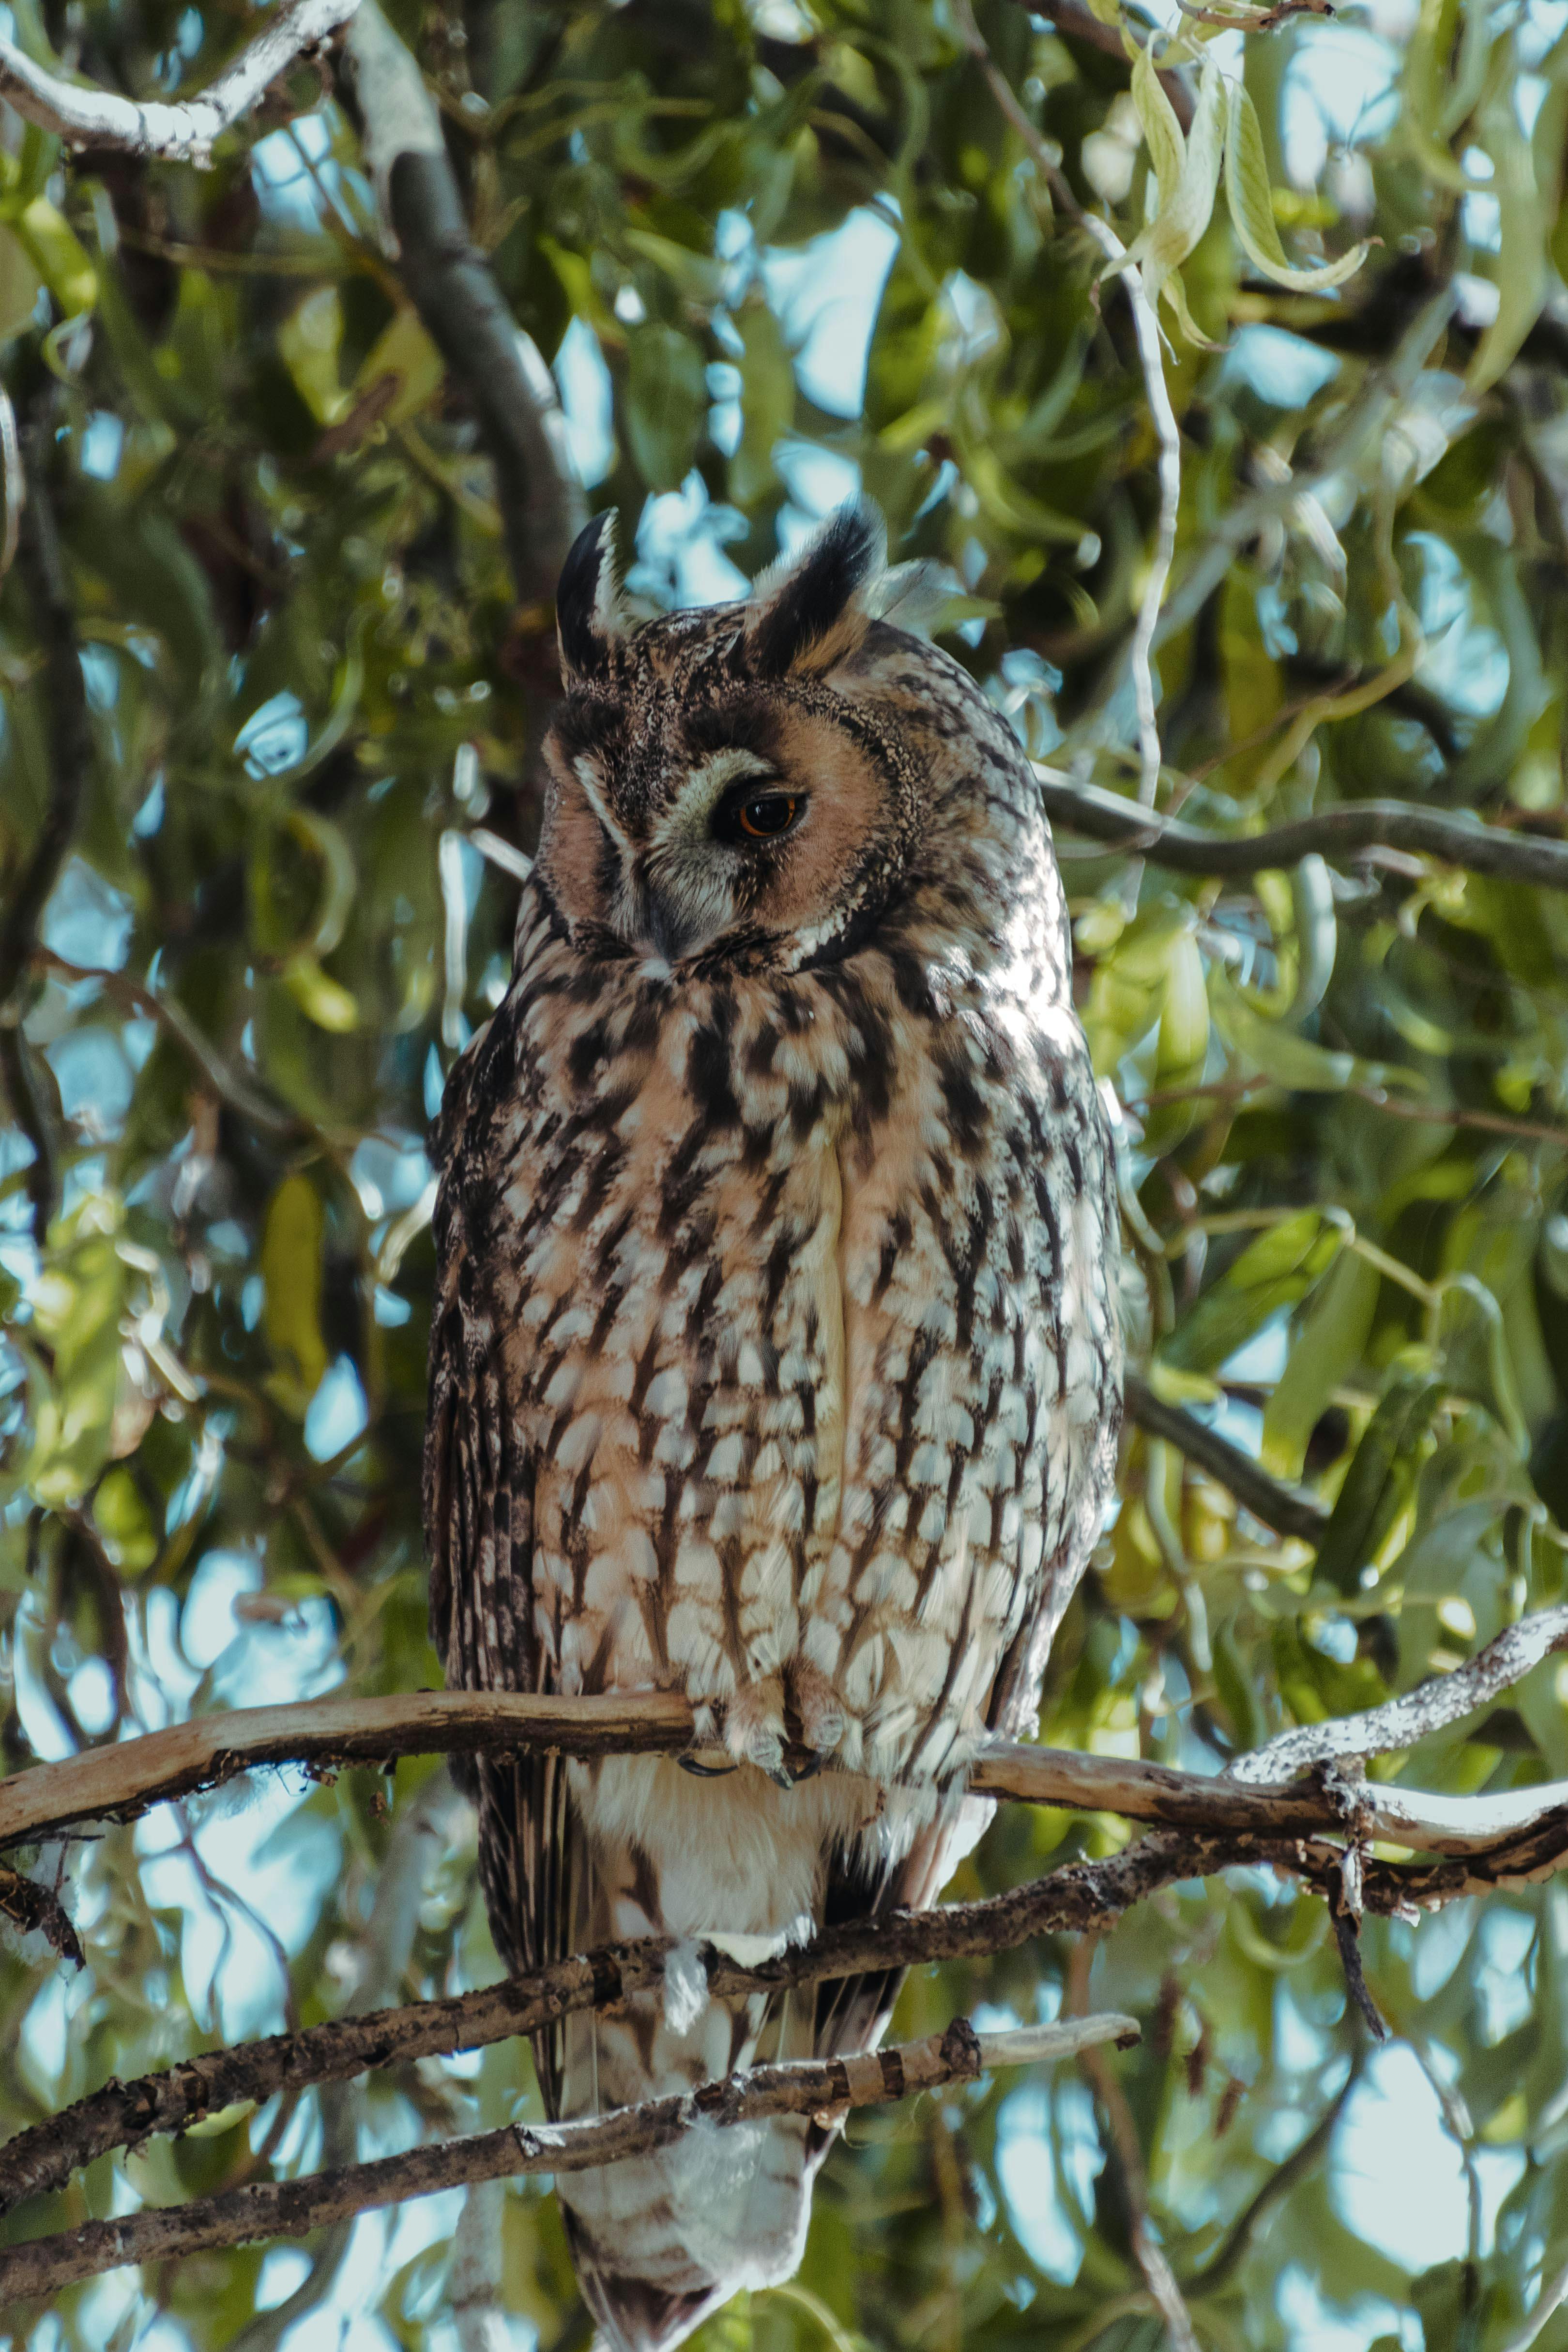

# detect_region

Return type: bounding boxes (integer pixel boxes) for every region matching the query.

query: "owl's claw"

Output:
[678,1753,740,1778]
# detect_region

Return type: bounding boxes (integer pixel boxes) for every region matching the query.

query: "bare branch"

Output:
[0,1834,1216,2215]
[0,415,91,1242]
[0,1688,696,1850]
[1231,1605,1568,1786]
[1123,1371,1330,1542]
[0,2013,1137,2300]
[30,949,306,1139]
[1037,771,1568,895]
[338,2,584,616]
[7,1609,1568,1860]
[0,0,359,162]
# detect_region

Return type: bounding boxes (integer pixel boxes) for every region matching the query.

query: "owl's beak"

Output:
[643,883,699,962]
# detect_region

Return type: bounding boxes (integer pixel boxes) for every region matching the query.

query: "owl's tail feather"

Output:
[561,2109,819,2352]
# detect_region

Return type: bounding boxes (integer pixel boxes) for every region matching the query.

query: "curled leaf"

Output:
[1224,83,1371,292]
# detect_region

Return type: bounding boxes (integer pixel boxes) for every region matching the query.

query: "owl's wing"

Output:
[423,1045,578,2115]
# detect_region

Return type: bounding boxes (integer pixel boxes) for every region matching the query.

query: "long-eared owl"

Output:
[425,502,1122,2352]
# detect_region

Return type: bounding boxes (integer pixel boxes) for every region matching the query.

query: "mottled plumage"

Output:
[425,503,1121,2351]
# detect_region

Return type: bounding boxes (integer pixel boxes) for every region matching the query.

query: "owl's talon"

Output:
[677,1754,740,1779]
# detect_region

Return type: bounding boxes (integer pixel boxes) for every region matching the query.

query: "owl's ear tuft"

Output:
[744,498,886,679]
[557,511,624,682]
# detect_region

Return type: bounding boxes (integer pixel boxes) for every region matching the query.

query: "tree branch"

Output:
[0,2013,1137,2300]
[0,416,91,1243]
[1037,771,1568,894]
[0,0,359,161]
[6,1609,1568,1861]
[1123,1371,1329,1542]
[0,1838,1186,2217]
[338,1,584,618]
[30,948,307,1139]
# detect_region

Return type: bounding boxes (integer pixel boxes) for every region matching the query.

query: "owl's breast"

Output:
[469,896,1118,1782]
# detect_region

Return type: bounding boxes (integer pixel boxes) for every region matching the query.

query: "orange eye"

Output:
[736,791,801,840]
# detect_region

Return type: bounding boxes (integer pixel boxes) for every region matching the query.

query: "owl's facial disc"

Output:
[544,703,901,967]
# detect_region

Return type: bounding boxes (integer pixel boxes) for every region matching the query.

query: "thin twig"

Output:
[1068,1937,1200,2352]
[30,948,305,1138]
[1179,2068,1356,2295]
[1037,772,1568,894]
[951,0,1081,217]
[1123,1371,1329,1541]
[0,2014,1138,2300]
[1078,219,1183,807]
[0,0,360,160]
[1016,0,1194,131]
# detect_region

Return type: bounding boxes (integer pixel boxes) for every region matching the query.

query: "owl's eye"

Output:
[711,774,805,846]
[737,792,800,840]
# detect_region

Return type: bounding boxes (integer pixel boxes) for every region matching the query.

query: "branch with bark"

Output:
[6,1604,1568,2274]
[9,1607,1568,1862]
[0,413,92,1244]
[1037,771,1568,895]
[5,1608,1568,1861]
[337,2,584,617]
[0,2013,1136,2300]
[0,0,359,161]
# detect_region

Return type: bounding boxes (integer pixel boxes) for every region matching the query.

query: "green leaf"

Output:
[1162,1211,1344,1375]
[282,952,360,1033]
[1111,54,1225,315]
[1467,59,1550,393]
[279,285,346,425]
[260,1172,329,1407]
[1224,84,1372,291]
[0,222,41,342]
[1262,1248,1380,1479]
[732,301,793,507]
[624,321,707,493]
[1312,1373,1443,1598]
[10,192,96,316]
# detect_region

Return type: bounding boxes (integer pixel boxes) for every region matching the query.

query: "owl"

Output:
[425,501,1121,2352]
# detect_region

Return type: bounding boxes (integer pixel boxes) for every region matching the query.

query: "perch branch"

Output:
[339,1,584,616]
[0,1840,1193,2215]
[1037,772,1568,894]
[0,2013,1137,2299]
[6,1609,1568,1860]
[1123,1371,1329,1541]
[0,0,359,160]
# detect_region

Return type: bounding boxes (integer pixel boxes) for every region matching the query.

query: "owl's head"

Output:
[536,501,955,971]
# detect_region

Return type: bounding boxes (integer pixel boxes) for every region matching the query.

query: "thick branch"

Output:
[8,1610,1568,1859]
[1037,773,1568,895]
[0,419,91,1241]
[0,2013,1136,2300]
[0,1688,695,1850]
[0,0,359,160]
[1123,1371,1329,1541]
[339,2,583,616]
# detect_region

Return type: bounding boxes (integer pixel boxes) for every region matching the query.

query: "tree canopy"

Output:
[5,0,1568,2346]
